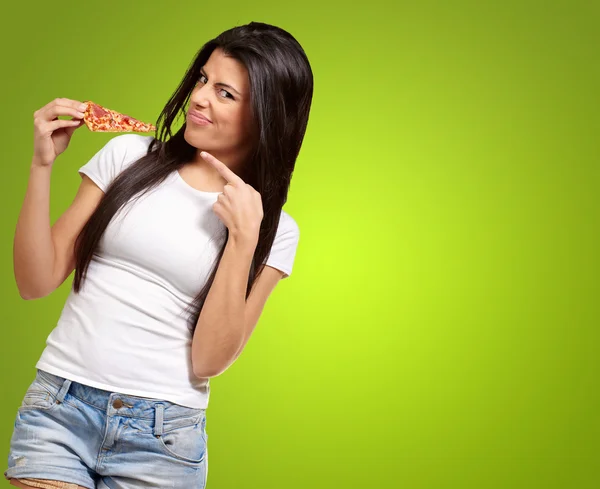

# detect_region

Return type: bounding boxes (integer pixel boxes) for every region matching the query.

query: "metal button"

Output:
[112,399,124,409]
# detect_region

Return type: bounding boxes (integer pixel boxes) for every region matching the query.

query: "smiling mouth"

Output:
[188,112,212,125]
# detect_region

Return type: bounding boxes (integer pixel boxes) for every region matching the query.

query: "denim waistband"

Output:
[36,369,204,420]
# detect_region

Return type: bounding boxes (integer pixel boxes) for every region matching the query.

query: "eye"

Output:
[197,74,208,84]
[218,89,234,100]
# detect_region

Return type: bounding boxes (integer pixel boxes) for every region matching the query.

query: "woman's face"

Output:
[184,48,255,164]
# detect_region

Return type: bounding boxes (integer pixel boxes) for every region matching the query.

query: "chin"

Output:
[183,129,208,150]
[184,130,239,155]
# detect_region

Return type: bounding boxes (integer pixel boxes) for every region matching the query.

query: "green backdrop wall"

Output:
[1,1,598,488]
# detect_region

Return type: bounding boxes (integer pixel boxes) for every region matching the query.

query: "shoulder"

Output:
[79,135,157,192]
[265,210,300,278]
[271,210,299,248]
[278,209,300,237]
[106,134,155,156]
[103,134,155,171]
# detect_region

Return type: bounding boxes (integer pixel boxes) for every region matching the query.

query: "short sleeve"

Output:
[78,135,133,192]
[265,212,300,279]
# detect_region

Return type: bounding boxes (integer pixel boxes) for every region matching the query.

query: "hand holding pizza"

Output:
[32,98,88,167]
[200,151,264,247]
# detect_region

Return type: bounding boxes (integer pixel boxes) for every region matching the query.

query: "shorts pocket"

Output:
[156,413,207,464]
[19,378,58,411]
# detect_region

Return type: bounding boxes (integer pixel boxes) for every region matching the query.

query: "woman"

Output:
[6,21,313,489]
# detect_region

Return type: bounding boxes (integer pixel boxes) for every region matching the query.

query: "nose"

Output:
[190,82,211,108]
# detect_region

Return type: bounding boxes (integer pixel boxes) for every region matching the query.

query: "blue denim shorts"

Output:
[4,369,208,488]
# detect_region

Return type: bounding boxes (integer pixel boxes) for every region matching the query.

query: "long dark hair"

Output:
[72,22,313,331]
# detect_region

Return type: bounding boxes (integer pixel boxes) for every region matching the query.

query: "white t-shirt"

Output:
[36,134,300,408]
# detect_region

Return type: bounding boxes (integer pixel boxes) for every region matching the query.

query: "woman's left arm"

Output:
[191,150,269,378]
[191,235,256,378]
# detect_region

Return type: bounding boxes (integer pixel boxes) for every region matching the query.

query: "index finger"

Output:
[41,99,88,117]
[54,98,89,111]
[200,151,245,186]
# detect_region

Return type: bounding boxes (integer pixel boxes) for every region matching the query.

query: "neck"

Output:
[191,147,252,181]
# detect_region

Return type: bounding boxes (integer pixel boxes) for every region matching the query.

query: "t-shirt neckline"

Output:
[173,169,222,198]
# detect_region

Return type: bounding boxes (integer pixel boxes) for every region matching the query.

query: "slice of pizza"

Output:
[83,100,156,133]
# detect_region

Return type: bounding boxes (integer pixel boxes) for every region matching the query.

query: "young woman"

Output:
[6,21,313,489]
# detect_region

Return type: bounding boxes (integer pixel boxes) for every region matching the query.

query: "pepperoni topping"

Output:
[84,101,154,132]
[92,104,108,118]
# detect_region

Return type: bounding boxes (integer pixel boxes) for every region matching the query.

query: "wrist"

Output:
[31,156,54,170]
[227,233,258,256]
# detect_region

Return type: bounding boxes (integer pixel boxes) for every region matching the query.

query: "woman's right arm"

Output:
[13,98,105,300]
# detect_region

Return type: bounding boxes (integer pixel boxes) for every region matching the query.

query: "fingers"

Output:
[200,151,245,186]
[35,98,88,122]
[45,118,83,133]
[50,97,88,112]
[46,105,86,121]
[64,118,86,135]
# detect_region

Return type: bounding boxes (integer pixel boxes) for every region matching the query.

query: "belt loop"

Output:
[55,379,72,404]
[154,404,165,437]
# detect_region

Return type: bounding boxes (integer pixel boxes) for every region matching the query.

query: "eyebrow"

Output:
[199,68,242,97]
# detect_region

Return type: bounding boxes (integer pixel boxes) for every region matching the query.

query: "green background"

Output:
[1,1,598,488]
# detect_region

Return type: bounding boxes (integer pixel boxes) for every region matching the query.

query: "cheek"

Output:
[223,111,252,138]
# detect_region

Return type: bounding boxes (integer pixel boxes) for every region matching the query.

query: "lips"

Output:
[188,111,212,124]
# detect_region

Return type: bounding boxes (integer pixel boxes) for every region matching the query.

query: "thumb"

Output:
[65,118,85,138]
